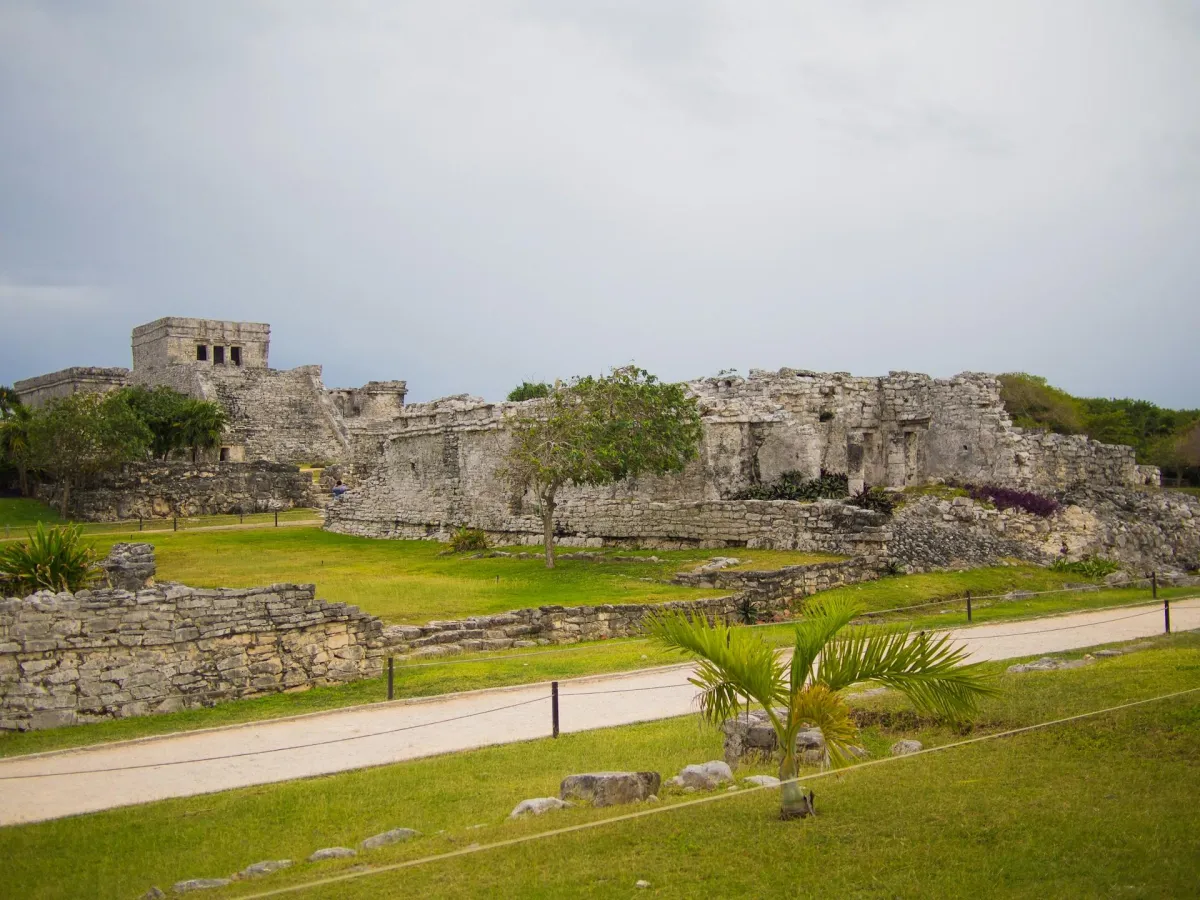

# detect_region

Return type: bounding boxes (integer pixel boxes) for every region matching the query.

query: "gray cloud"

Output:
[1,0,1197,406]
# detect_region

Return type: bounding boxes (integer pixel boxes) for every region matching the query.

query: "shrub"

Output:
[965,484,1060,518]
[1050,556,1121,578]
[449,527,490,553]
[847,485,897,518]
[506,382,551,402]
[736,469,849,502]
[0,523,99,595]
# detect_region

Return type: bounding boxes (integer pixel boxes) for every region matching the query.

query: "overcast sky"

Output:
[2,1,1198,406]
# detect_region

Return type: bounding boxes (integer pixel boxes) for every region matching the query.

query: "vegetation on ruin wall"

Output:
[3,556,1176,759]
[998,373,1200,484]
[3,634,1198,898]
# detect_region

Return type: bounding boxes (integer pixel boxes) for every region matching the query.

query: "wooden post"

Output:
[138,516,143,532]
[1164,597,1171,635]
[1151,571,1158,600]
[274,510,279,527]
[966,590,973,623]
[387,657,394,701]
[173,516,177,532]
[552,681,560,738]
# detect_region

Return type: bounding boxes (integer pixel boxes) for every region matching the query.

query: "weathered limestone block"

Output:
[559,772,661,807]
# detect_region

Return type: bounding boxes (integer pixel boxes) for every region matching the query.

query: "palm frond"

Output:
[786,683,861,767]
[644,610,786,726]
[816,625,996,720]
[789,595,860,692]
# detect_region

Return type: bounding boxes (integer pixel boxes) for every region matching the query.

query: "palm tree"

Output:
[178,400,228,462]
[646,597,995,820]
[0,403,35,496]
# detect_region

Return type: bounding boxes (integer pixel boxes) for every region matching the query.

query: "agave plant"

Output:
[645,597,995,820]
[0,523,99,595]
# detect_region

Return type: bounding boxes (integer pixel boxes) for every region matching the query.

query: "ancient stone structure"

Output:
[15,317,407,467]
[34,460,317,521]
[326,369,1154,549]
[11,366,132,409]
[0,546,381,730]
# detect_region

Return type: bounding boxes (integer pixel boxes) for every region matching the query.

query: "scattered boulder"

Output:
[668,760,734,790]
[795,729,827,765]
[721,710,781,764]
[509,797,570,818]
[172,878,232,893]
[307,847,357,862]
[238,860,292,879]
[560,772,661,807]
[141,889,165,900]
[742,775,781,788]
[360,828,420,850]
[636,880,652,889]
[723,712,840,766]
[890,740,923,756]
[1104,571,1132,587]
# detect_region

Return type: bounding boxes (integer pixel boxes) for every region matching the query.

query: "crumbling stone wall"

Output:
[34,461,317,521]
[328,369,1148,550]
[672,557,882,597]
[892,488,1200,572]
[13,366,131,409]
[330,492,890,558]
[0,546,382,730]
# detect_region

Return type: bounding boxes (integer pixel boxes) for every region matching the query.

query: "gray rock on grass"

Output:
[308,847,357,862]
[172,878,232,893]
[742,775,781,788]
[510,797,570,818]
[890,739,923,756]
[360,828,420,850]
[668,760,734,790]
[560,772,661,807]
[141,889,166,900]
[238,860,292,879]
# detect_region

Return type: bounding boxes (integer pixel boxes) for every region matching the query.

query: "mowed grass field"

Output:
[2,633,1198,899]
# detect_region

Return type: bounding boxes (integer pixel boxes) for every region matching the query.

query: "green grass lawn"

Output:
[0,497,64,529]
[0,497,318,538]
[3,633,1198,899]
[88,529,750,623]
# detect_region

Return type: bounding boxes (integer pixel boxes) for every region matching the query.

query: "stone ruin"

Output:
[16,316,1192,570]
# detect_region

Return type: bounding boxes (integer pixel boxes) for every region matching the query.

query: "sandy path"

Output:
[1,598,1195,826]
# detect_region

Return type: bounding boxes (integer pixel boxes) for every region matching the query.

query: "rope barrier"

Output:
[232,686,1200,900]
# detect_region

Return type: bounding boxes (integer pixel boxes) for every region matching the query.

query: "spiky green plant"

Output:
[0,523,99,595]
[645,597,995,820]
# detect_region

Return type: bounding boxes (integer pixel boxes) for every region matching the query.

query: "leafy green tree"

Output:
[506,381,551,402]
[997,373,1084,434]
[178,398,228,462]
[646,597,994,820]
[501,366,703,568]
[118,386,227,461]
[0,402,35,496]
[28,392,150,516]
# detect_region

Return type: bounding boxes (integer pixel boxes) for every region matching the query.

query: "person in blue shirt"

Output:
[332,480,349,499]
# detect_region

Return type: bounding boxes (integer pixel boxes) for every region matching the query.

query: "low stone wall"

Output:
[0,547,381,730]
[35,460,318,521]
[672,557,882,599]
[377,595,747,659]
[329,496,891,560]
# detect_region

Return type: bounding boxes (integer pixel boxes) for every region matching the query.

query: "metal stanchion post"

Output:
[387,657,394,700]
[552,681,560,738]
